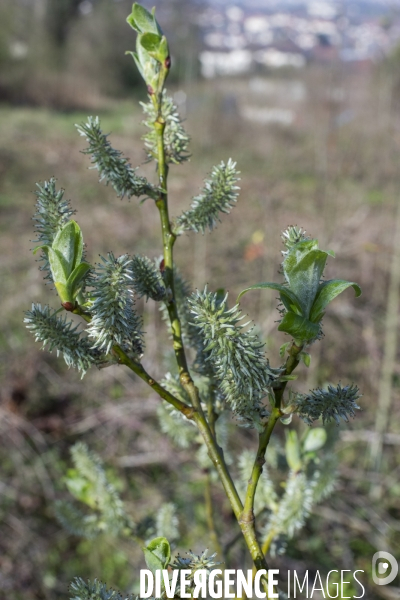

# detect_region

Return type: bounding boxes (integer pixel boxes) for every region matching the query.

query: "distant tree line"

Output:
[0,0,202,108]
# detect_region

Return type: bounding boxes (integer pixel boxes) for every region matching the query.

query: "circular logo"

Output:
[372,552,399,586]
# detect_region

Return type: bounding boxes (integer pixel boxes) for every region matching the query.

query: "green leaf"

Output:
[126,13,138,31]
[310,279,362,323]
[140,32,162,52]
[237,282,302,313]
[143,548,165,575]
[52,221,83,277]
[146,536,171,567]
[54,282,72,304]
[142,537,171,576]
[72,222,84,270]
[278,312,320,342]
[286,249,329,317]
[279,342,290,358]
[285,430,302,472]
[33,244,48,256]
[125,51,146,80]
[158,36,169,63]
[303,427,327,453]
[139,33,169,63]
[300,352,311,368]
[278,374,298,382]
[127,3,160,34]
[67,262,91,298]
[283,239,319,278]
[136,36,159,90]
[48,247,68,284]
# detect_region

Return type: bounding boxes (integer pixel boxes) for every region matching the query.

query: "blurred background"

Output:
[1,0,400,598]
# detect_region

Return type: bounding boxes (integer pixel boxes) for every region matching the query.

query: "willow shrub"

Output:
[25,4,362,599]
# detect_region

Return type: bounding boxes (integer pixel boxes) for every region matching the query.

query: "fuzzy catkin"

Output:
[87,253,144,356]
[24,303,102,375]
[176,159,240,234]
[130,255,166,301]
[293,383,361,425]
[141,91,190,164]
[69,577,135,600]
[76,116,160,200]
[188,288,275,429]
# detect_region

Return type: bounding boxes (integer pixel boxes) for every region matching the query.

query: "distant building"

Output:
[200,50,253,78]
[198,2,400,77]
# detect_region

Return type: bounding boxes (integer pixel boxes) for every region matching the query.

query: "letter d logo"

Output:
[372,551,398,586]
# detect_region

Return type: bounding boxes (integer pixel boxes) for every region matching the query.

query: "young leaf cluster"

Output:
[239,230,361,343]
[176,159,240,234]
[87,253,144,356]
[126,3,170,95]
[76,117,160,200]
[33,178,76,282]
[34,220,91,306]
[24,304,102,376]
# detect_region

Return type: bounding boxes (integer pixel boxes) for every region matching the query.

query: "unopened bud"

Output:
[62,302,75,311]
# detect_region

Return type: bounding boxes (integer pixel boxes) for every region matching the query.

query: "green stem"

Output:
[153,105,200,409]
[236,340,304,597]
[151,92,273,598]
[251,530,276,581]
[151,91,243,516]
[193,411,243,518]
[241,408,281,522]
[274,341,303,409]
[113,346,194,418]
[207,383,219,438]
[72,306,193,418]
[242,341,302,521]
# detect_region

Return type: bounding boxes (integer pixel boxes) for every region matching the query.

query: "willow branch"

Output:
[241,408,281,523]
[151,91,273,598]
[113,346,194,418]
[72,305,192,417]
[241,342,303,533]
